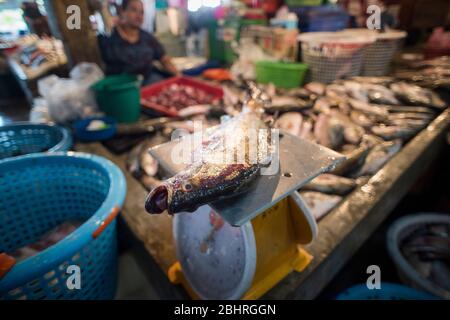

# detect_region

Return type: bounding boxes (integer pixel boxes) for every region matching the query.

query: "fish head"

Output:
[145,172,205,214]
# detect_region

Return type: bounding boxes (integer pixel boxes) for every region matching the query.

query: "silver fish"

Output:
[344,81,369,103]
[348,98,389,120]
[371,125,420,140]
[350,76,394,85]
[178,104,211,118]
[390,82,446,109]
[330,110,365,145]
[385,105,436,114]
[127,142,146,179]
[275,112,303,136]
[387,112,434,121]
[362,83,400,105]
[351,140,402,177]
[313,113,345,150]
[305,82,326,96]
[299,118,315,142]
[265,96,313,113]
[361,134,384,148]
[281,87,317,100]
[350,110,375,128]
[341,144,358,154]
[140,148,159,177]
[313,97,332,114]
[326,84,348,100]
[386,117,429,129]
[338,101,352,115]
[300,191,342,221]
[332,144,371,176]
[303,174,356,196]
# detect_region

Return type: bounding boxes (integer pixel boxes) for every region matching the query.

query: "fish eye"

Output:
[182,182,193,191]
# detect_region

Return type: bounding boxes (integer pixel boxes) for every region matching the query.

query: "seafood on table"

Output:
[303,174,356,196]
[350,140,402,178]
[300,191,343,221]
[142,83,216,110]
[126,134,169,191]
[125,68,447,220]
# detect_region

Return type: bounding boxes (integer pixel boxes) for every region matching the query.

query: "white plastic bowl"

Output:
[387,213,450,299]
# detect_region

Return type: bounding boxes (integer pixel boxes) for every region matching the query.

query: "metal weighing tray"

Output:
[149,131,345,226]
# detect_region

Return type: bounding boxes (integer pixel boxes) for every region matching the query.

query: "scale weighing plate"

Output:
[174,205,257,300]
[149,131,345,226]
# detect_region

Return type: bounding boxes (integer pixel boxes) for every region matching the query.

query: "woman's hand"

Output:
[161,55,180,76]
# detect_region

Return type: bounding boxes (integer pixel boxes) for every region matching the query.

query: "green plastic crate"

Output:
[255,61,308,89]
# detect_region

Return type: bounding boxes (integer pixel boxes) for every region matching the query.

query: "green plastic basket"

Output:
[255,61,308,88]
[92,74,141,124]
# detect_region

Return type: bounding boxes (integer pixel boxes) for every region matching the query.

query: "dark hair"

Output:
[121,0,140,10]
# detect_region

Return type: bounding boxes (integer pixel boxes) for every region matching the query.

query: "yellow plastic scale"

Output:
[167,192,317,300]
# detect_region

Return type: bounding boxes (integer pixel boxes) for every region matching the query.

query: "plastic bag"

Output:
[230,39,276,81]
[38,63,104,123]
[29,97,51,123]
[69,62,104,83]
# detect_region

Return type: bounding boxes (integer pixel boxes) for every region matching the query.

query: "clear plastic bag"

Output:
[29,97,51,123]
[37,63,104,123]
[230,39,276,81]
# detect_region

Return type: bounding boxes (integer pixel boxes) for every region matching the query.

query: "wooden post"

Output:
[44,0,103,68]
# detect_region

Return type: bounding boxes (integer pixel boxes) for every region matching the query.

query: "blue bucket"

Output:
[0,122,72,160]
[0,152,126,299]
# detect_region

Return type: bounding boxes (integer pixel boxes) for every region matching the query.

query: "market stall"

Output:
[1,0,450,302]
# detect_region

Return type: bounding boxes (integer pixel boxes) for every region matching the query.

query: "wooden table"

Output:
[76,108,450,300]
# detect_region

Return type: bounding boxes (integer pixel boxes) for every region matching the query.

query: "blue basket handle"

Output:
[0,253,16,280]
[92,206,120,239]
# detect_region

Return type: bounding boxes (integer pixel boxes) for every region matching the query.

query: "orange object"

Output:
[202,68,232,81]
[0,253,16,279]
[92,206,120,239]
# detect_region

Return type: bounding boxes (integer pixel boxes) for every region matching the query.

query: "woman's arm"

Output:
[160,55,180,76]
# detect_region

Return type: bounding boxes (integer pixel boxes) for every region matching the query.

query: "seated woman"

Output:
[98,0,178,85]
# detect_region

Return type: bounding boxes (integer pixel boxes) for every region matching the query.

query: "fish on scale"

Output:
[145,84,275,215]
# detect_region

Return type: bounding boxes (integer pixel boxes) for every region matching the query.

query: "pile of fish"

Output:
[395,56,450,90]
[256,77,446,220]
[143,83,215,110]
[127,73,447,220]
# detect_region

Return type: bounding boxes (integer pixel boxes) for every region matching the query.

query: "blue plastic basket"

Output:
[0,152,126,300]
[0,122,72,160]
[336,283,441,300]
